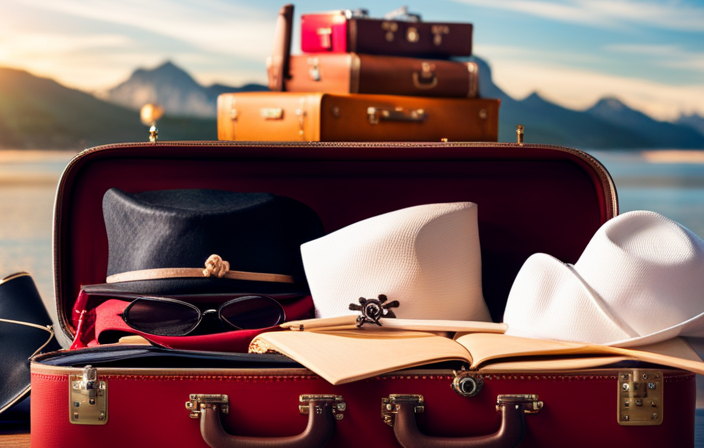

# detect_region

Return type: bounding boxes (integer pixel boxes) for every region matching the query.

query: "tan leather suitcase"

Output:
[283,54,478,98]
[217,92,499,142]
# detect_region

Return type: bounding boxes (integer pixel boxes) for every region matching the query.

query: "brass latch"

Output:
[260,108,284,120]
[316,28,332,49]
[69,365,108,425]
[431,25,450,46]
[299,395,347,421]
[618,370,663,426]
[307,57,321,81]
[185,394,229,418]
[496,394,543,414]
[381,394,425,427]
[367,107,426,125]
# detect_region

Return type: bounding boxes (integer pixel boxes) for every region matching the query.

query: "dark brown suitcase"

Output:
[30,142,697,447]
[217,92,498,142]
[283,54,478,98]
[300,9,473,58]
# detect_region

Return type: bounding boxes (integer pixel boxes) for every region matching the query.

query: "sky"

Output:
[0,0,703,121]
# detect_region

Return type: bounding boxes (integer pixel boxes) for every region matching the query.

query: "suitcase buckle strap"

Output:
[186,394,230,419]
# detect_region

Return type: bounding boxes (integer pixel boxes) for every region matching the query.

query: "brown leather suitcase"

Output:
[283,54,478,98]
[217,92,499,142]
[300,9,473,58]
[29,142,697,447]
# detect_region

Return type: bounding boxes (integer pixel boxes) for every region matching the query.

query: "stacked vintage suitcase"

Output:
[27,4,699,448]
[217,5,499,142]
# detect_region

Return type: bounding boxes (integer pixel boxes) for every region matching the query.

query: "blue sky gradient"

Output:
[1,0,702,120]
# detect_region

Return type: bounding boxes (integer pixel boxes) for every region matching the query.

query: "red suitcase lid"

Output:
[53,141,617,340]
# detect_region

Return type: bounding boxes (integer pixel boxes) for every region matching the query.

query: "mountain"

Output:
[0,66,217,149]
[587,98,704,149]
[471,56,704,149]
[677,113,704,137]
[2,60,703,150]
[104,61,267,118]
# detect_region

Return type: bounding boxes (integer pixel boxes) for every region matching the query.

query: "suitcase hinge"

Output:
[69,365,108,425]
[496,394,543,414]
[381,394,424,427]
[185,394,230,419]
[618,370,663,426]
[299,395,347,421]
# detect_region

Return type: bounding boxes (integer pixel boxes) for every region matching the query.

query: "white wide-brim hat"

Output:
[301,202,492,323]
[504,210,704,348]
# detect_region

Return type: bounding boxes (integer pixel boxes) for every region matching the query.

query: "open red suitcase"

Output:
[30,141,696,447]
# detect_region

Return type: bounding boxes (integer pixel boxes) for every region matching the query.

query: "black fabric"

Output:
[34,345,302,369]
[103,189,324,294]
[0,274,61,416]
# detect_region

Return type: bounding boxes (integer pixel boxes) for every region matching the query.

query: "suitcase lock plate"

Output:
[299,395,347,421]
[618,370,663,426]
[69,366,108,425]
[381,394,425,427]
[186,394,230,418]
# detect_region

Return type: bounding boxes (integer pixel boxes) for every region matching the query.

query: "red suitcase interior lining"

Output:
[54,143,614,344]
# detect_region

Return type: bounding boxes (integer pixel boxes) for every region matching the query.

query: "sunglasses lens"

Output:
[220,296,285,330]
[125,299,200,336]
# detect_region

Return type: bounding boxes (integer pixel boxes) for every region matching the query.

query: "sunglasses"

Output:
[120,295,286,336]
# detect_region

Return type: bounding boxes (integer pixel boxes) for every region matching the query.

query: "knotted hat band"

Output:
[106,254,295,284]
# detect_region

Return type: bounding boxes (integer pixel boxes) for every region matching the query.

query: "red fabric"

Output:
[75,295,313,352]
[31,368,695,448]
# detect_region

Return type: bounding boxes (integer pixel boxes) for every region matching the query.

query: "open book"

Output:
[250,318,704,385]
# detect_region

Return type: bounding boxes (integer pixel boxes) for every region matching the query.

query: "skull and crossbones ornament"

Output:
[349,294,399,327]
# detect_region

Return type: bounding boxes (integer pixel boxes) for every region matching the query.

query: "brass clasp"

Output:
[299,395,347,421]
[618,370,663,426]
[496,394,543,414]
[381,394,425,427]
[185,394,229,419]
[69,366,108,425]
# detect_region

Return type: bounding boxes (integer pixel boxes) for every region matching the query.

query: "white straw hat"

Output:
[301,202,491,323]
[504,210,704,348]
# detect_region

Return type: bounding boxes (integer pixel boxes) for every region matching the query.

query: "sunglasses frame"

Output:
[120,294,286,336]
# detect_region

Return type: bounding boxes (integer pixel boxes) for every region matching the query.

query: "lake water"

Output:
[2,148,704,442]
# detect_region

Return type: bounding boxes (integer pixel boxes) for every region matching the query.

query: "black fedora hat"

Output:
[97,188,324,295]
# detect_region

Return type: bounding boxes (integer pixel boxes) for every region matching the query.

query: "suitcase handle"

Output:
[187,394,343,448]
[367,107,426,125]
[382,394,543,448]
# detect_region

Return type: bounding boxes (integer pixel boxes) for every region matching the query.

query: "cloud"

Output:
[10,0,276,61]
[605,43,704,74]
[479,49,704,120]
[453,0,704,32]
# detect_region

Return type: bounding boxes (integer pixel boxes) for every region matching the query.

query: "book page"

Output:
[454,333,704,374]
[250,329,472,385]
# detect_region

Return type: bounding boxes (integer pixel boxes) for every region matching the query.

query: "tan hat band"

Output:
[106,254,295,284]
